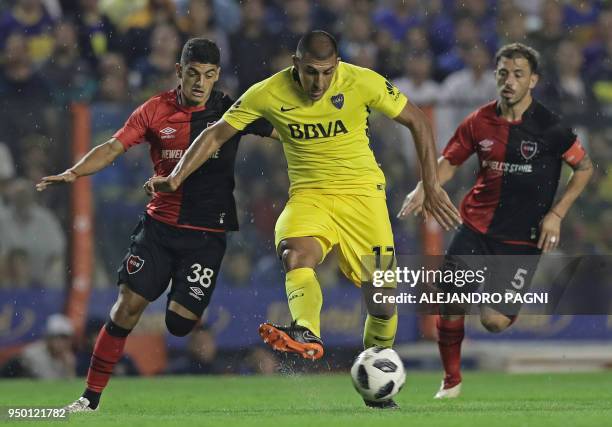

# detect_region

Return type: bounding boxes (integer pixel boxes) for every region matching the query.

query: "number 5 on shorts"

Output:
[511,268,528,290]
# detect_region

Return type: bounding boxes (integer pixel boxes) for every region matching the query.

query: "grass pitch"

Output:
[1,372,611,426]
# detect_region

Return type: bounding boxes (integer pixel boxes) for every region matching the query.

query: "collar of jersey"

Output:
[494,99,537,126]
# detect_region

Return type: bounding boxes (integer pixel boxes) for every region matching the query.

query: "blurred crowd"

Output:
[0,0,611,290]
[0,313,278,378]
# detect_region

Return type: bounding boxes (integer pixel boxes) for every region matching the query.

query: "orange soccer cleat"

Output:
[258,321,324,360]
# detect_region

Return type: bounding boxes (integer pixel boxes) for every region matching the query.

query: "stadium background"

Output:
[0,0,610,378]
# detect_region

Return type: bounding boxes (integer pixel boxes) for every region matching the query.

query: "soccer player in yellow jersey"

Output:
[148,31,461,408]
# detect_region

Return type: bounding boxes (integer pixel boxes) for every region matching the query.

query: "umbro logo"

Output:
[478,139,494,152]
[189,286,205,301]
[160,127,176,139]
[280,106,298,112]
[190,286,204,296]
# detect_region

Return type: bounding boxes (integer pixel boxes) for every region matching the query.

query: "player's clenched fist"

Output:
[144,175,179,194]
[36,170,78,191]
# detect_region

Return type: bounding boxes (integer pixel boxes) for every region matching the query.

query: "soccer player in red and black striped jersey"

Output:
[399,43,593,398]
[36,38,275,412]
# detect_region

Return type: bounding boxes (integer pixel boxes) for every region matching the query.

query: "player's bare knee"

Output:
[112,301,145,325]
[165,310,198,337]
[281,248,298,270]
[112,286,148,324]
[278,238,322,271]
[481,316,510,333]
[281,248,317,271]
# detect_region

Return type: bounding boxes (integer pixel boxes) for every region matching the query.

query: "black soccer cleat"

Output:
[364,398,400,410]
[259,321,324,360]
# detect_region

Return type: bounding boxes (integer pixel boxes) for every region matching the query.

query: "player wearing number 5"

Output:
[398,43,593,399]
[36,39,276,412]
[147,31,461,409]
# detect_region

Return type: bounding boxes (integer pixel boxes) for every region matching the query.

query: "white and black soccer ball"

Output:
[350,346,406,402]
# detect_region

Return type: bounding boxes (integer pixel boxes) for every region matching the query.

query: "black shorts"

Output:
[440,225,541,316]
[117,215,226,317]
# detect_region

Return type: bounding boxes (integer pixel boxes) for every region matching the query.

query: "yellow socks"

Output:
[363,311,398,348]
[285,267,397,346]
[286,268,323,337]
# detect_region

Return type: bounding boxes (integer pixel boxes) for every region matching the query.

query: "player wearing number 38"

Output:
[36,38,276,412]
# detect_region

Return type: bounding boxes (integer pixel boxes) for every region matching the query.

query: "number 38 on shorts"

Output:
[118,215,227,317]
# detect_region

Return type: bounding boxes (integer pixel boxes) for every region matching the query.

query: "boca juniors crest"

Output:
[126,255,145,274]
[520,140,538,160]
[331,93,344,109]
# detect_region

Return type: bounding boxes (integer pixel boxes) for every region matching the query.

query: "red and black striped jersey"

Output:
[113,88,273,231]
[443,100,586,245]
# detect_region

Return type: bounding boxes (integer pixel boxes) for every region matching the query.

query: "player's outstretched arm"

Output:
[393,101,462,230]
[146,119,239,193]
[36,138,125,191]
[397,157,458,219]
[538,154,593,252]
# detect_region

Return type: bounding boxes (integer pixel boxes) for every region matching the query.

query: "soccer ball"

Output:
[350,346,406,402]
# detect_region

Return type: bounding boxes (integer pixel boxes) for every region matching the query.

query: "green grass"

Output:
[1,372,611,426]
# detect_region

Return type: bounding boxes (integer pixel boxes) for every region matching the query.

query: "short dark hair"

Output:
[494,43,540,74]
[180,38,220,66]
[295,30,338,60]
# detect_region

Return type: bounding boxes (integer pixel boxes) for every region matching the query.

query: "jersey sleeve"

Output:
[112,102,151,150]
[359,68,408,118]
[442,114,476,165]
[242,118,274,137]
[545,124,585,166]
[562,139,586,167]
[222,83,265,131]
[553,126,578,153]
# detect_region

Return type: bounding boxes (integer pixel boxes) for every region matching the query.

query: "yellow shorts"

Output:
[274,192,396,286]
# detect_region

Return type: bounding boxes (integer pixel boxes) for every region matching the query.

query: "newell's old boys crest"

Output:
[331,93,344,109]
[520,140,538,160]
[126,255,145,274]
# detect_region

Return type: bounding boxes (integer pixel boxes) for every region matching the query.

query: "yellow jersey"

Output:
[222,62,408,197]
